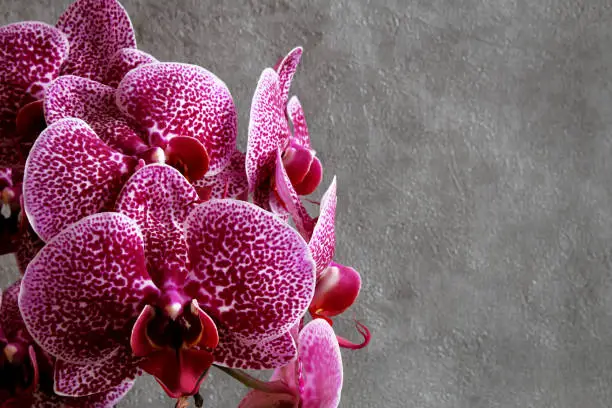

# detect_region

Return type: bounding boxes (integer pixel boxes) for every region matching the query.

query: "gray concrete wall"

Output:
[2,1,612,407]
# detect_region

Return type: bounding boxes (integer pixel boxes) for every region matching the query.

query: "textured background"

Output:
[2,0,612,407]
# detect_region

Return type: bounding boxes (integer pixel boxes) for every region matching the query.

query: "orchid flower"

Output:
[0,0,155,257]
[245,48,323,233]
[1,280,133,407]
[23,54,240,242]
[19,164,315,401]
[238,319,343,408]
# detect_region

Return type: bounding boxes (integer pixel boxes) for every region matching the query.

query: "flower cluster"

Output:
[0,0,369,407]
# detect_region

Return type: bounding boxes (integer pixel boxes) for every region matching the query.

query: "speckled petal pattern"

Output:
[116,62,237,175]
[275,149,315,239]
[0,280,26,338]
[104,48,158,88]
[298,319,343,408]
[246,68,284,192]
[31,378,134,408]
[116,164,198,287]
[184,199,315,343]
[287,96,310,148]
[54,348,138,397]
[193,151,248,200]
[56,0,136,82]
[275,47,302,107]
[308,178,337,276]
[214,330,297,369]
[0,22,69,99]
[45,75,148,154]
[19,212,156,364]
[238,390,297,408]
[15,219,45,275]
[23,118,137,242]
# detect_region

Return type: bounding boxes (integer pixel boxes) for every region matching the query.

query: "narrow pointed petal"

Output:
[275,47,303,107]
[0,22,69,99]
[185,199,315,342]
[246,68,284,192]
[19,212,157,363]
[308,178,336,275]
[116,164,198,287]
[336,321,370,350]
[116,62,237,175]
[275,150,315,239]
[53,347,139,397]
[214,330,296,370]
[23,118,137,242]
[44,75,148,155]
[56,0,136,81]
[32,377,134,408]
[193,151,248,200]
[238,390,297,408]
[298,319,343,408]
[104,48,158,87]
[309,262,361,318]
[287,96,310,148]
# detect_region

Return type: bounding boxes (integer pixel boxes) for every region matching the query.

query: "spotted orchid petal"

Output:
[115,164,198,288]
[45,75,148,155]
[213,330,296,370]
[184,199,315,344]
[275,149,315,239]
[274,47,303,107]
[298,319,343,408]
[287,96,310,148]
[193,151,248,200]
[31,378,134,408]
[246,68,284,193]
[104,48,158,88]
[19,212,157,364]
[308,177,337,276]
[56,0,136,82]
[116,62,237,175]
[23,118,138,242]
[238,391,297,408]
[53,347,138,397]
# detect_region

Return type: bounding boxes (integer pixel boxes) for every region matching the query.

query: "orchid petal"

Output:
[193,151,248,200]
[185,199,315,342]
[214,330,296,370]
[246,68,284,192]
[15,221,44,275]
[298,319,343,408]
[44,75,148,155]
[31,378,134,408]
[238,390,297,408]
[275,149,315,239]
[275,47,303,107]
[308,178,337,275]
[53,347,138,397]
[23,118,137,242]
[104,48,158,88]
[0,22,69,100]
[0,280,27,340]
[116,164,198,287]
[19,212,156,363]
[287,96,310,148]
[56,0,136,82]
[116,62,237,175]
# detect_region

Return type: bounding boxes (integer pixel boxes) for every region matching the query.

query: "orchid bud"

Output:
[309,262,361,318]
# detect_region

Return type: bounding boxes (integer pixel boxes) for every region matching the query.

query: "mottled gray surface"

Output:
[3,0,612,407]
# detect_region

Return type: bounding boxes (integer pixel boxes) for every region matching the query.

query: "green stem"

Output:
[213,365,297,397]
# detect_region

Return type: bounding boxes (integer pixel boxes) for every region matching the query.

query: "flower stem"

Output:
[213,365,297,397]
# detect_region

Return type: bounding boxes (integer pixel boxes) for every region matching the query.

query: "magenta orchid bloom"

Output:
[1,281,133,408]
[239,319,343,408]
[246,48,323,232]
[23,55,239,243]
[19,164,315,400]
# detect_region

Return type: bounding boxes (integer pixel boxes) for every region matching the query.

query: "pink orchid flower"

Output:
[245,48,323,230]
[239,319,343,408]
[1,281,133,407]
[23,53,240,243]
[1,0,155,256]
[19,164,315,400]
